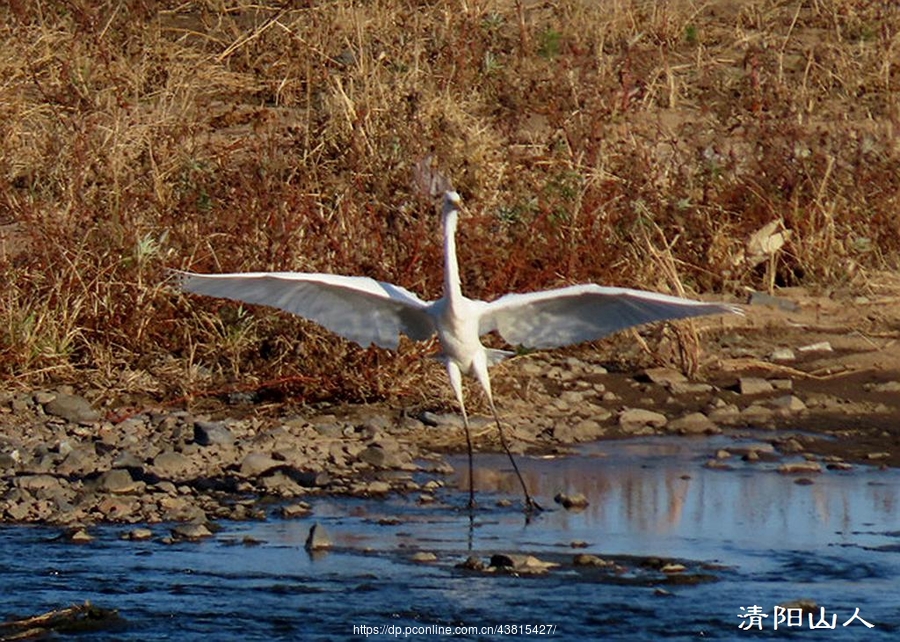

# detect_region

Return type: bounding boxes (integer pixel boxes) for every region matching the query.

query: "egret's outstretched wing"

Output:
[175,271,435,350]
[480,284,740,349]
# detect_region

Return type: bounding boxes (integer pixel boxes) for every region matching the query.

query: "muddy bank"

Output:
[1,285,899,527]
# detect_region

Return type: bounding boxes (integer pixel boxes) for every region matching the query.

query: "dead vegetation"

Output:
[1,0,898,403]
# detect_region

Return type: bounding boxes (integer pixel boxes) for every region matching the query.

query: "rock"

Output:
[5,501,32,521]
[363,480,391,496]
[457,556,486,571]
[661,563,686,573]
[864,381,900,393]
[618,408,667,433]
[778,461,822,474]
[419,411,463,428]
[769,348,796,362]
[643,367,687,385]
[411,552,438,563]
[797,341,833,353]
[304,522,332,551]
[33,391,56,405]
[726,443,776,458]
[16,474,65,494]
[96,496,138,520]
[554,492,589,510]
[171,523,213,540]
[776,438,805,454]
[112,450,144,470]
[258,470,306,496]
[357,444,387,467]
[124,528,154,541]
[489,553,558,574]
[193,420,235,446]
[668,381,714,395]
[748,291,799,312]
[866,452,890,460]
[239,452,280,477]
[739,377,774,395]
[740,404,775,422]
[667,412,719,435]
[279,502,312,518]
[573,553,612,567]
[554,419,606,443]
[67,527,94,543]
[55,446,97,476]
[43,394,100,423]
[769,395,807,412]
[152,451,193,478]
[97,469,141,494]
[707,403,740,422]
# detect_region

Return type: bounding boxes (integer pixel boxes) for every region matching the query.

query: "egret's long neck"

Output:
[443,207,463,302]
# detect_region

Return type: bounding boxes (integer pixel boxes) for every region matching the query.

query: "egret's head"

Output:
[442,191,462,220]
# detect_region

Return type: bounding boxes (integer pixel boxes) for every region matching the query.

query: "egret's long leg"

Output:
[472,363,542,513]
[447,362,476,509]
[485,396,542,513]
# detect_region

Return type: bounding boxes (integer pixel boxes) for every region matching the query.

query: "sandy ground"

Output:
[1,275,899,528]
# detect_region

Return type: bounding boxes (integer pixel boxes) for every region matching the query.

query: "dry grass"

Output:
[1,0,899,403]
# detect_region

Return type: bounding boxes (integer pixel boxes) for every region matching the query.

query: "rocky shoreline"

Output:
[2,345,898,532]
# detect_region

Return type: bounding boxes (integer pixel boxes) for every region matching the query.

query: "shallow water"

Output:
[2,434,898,640]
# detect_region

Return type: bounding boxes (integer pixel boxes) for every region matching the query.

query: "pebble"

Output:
[97,469,141,494]
[239,452,281,477]
[573,553,612,567]
[740,404,775,422]
[362,480,391,496]
[667,381,714,395]
[769,395,807,412]
[554,492,589,510]
[457,556,486,571]
[666,412,719,435]
[193,420,235,446]
[864,381,900,393]
[171,523,213,541]
[797,341,833,353]
[618,408,667,433]
[554,419,606,443]
[152,451,193,478]
[739,377,774,395]
[43,394,101,423]
[778,461,823,474]
[643,367,688,385]
[489,554,558,574]
[67,527,94,543]
[124,528,154,541]
[279,502,312,518]
[96,496,138,520]
[769,348,796,362]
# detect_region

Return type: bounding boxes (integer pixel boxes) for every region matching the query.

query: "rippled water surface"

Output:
[2,434,898,640]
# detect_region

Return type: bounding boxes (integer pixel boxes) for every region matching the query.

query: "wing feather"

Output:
[175,271,435,350]
[481,284,740,349]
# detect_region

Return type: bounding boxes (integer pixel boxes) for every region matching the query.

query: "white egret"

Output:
[176,191,741,512]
